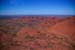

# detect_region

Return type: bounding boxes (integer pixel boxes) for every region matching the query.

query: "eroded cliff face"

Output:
[0,16,75,50]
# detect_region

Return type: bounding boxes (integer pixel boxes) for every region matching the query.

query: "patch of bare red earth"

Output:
[48,17,75,50]
[48,17,75,43]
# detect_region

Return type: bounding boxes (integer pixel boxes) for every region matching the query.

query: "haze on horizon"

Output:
[0,0,75,15]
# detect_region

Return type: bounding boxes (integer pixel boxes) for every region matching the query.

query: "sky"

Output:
[0,0,75,15]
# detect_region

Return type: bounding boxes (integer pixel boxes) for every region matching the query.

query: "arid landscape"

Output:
[0,16,75,50]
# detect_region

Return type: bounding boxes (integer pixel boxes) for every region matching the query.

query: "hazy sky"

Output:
[0,0,75,15]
